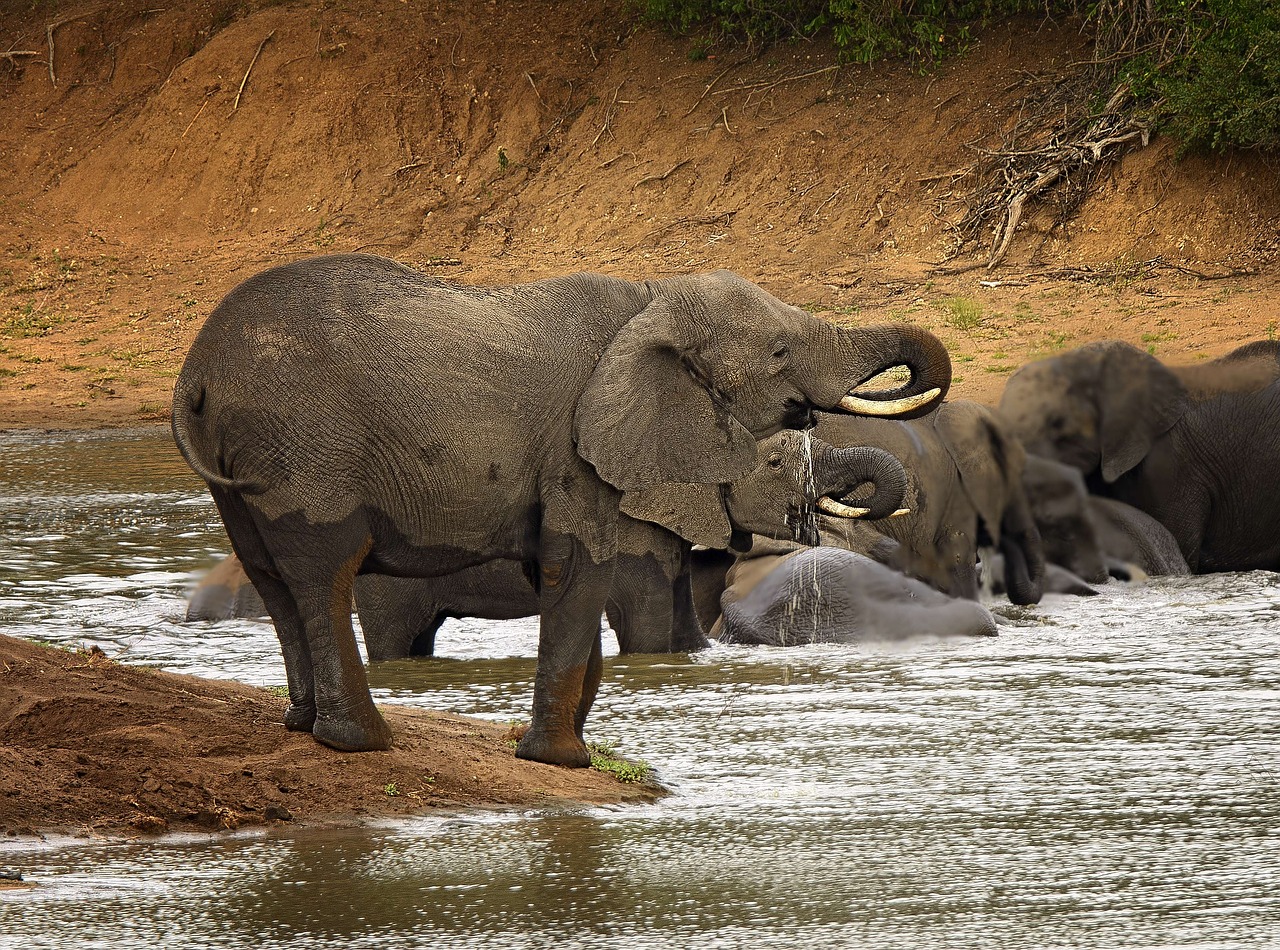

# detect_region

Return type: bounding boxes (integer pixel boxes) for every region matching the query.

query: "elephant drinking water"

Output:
[172,254,950,765]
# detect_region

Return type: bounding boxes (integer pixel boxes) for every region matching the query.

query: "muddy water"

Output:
[1,429,1278,949]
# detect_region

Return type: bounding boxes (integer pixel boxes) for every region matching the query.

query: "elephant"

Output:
[1020,454,1109,584]
[999,339,1280,574]
[808,401,1046,605]
[186,551,268,621]
[712,539,999,645]
[1087,496,1189,577]
[171,253,951,765]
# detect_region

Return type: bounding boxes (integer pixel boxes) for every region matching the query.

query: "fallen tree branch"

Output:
[232,30,275,112]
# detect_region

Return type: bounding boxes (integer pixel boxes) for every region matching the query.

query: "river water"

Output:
[0,428,1277,949]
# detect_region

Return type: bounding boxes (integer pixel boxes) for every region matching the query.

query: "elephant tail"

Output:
[171,379,268,494]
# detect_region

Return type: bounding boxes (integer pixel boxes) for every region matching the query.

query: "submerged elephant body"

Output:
[713,544,998,646]
[173,254,950,764]
[1000,340,1280,575]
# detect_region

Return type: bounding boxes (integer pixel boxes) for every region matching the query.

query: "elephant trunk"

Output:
[813,444,910,523]
[999,494,1047,606]
[807,323,953,420]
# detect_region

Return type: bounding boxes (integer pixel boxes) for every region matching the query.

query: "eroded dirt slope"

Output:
[2,0,1278,426]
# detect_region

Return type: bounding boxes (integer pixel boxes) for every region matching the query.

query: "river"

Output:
[1,428,1277,949]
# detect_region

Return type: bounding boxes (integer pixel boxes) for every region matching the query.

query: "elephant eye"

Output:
[767,453,785,469]
[771,341,789,360]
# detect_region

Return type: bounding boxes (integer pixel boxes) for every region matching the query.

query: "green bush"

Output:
[638,0,1280,151]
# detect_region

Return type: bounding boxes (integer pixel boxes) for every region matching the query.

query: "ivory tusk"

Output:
[889,508,911,518]
[838,387,941,416]
[816,496,871,519]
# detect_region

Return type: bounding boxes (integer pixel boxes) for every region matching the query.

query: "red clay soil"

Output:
[0,634,659,839]
[1,0,1278,427]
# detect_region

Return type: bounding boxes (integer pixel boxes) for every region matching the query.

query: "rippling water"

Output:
[1,429,1278,949]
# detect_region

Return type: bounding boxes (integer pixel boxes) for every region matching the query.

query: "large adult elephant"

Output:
[172,254,950,765]
[999,339,1280,573]
[712,540,998,645]
[810,401,1046,605]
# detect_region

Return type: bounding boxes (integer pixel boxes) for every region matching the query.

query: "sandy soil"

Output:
[1,0,1278,837]
[0,634,659,839]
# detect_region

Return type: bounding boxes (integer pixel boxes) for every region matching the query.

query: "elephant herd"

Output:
[174,253,1280,766]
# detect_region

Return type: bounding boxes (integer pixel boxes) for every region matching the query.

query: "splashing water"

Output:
[778,430,824,645]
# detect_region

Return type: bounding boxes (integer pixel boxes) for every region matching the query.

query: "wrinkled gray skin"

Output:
[1000,339,1280,575]
[172,254,951,765]
[713,540,998,645]
[1087,496,1189,577]
[1021,454,1109,584]
[189,433,910,657]
[810,401,1046,605]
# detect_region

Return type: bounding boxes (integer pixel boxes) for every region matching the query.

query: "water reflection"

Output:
[2,429,1279,948]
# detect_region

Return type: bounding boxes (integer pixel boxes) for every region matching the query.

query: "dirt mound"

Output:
[0,634,657,838]
[2,0,1278,427]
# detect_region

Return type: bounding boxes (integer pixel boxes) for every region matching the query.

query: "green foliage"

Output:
[1124,0,1280,151]
[639,0,1280,150]
[587,740,653,784]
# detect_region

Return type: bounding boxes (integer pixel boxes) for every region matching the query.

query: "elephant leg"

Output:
[251,511,392,752]
[210,488,316,732]
[516,530,613,768]
[669,568,711,652]
[574,626,604,735]
[240,564,316,731]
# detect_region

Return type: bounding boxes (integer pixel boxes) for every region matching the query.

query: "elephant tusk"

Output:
[838,387,942,416]
[889,508,911,518]
[816,496,871,519]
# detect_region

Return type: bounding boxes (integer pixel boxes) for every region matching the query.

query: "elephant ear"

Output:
[935,402,1022,543]
[1096,343,1188,483]
[621,483,749,551]
[575,297,758,491]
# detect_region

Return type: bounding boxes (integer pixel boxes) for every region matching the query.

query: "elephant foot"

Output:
[312,706,394,752]
[514,728,591,768]
[283,702,316,732]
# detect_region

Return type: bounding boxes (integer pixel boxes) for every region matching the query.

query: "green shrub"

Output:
[638,0,1280,150]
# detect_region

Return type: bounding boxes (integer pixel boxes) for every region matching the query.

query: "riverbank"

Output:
[2,1,1278,429]
[0,633,660,839]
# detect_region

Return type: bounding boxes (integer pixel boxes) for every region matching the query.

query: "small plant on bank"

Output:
[940,296,983,331]
[587,740,652,784]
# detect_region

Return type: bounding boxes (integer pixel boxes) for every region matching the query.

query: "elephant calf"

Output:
[713,541,998,646]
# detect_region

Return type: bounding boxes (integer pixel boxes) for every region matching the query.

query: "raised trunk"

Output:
[806,322,953,419]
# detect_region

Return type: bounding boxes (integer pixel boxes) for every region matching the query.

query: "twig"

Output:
[232,30,275,113]
[1,50,39,66]
[712,64,838,97]
[590,82,622,148]
[598,151,637,169]
[635,159,690,187]
[392,161,430,175]
[811,184,849,219]
[683,62,737,117]
[180,95,211,137]
[526,72,545,109]
[720,107,735,135]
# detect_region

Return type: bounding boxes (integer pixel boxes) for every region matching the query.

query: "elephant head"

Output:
[1020,453,1109,584]
[998,341,1190,483]
[574,270,950,493]
[932,402,1045,605]
[620,429,910,551]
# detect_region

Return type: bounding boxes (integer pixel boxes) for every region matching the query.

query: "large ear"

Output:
[1096,343,1188,482]
[620,483,747,550]
[575,298,758,490]
[935,402,1021,542]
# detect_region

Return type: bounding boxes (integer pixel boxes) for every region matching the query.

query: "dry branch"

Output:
[232,30,275,113]
[941,77,1152,270]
